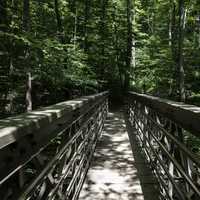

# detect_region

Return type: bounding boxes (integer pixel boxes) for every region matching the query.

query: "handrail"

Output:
[126,92,200,200]
[0,91,108,200]
[0,91,108,149]
[129,92,200,138]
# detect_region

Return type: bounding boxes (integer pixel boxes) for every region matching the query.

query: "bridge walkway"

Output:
[79,110,161,200]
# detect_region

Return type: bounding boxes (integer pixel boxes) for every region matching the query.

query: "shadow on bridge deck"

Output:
[79,110,161,200]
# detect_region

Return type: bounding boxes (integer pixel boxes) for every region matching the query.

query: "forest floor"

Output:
[79,110,161,200]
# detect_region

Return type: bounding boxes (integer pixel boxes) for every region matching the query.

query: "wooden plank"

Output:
[129,92,200,138]
[0,92,108,149]
[79,111,160,200]
[0,92,108,184]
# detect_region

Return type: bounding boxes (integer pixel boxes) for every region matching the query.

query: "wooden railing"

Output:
[0,92,108,200]
[126,92,200,200]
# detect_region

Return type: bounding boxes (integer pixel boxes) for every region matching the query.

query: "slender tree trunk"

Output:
[169,13,172,48]
[177,0,186,102]
[69,0,77,47]
[125,0,135,91]
[54,0,64,43]
[169,0,176,55]
[125,0,131,91]
[0,0,8,115]
[26,72,32,111]
[74,8,77,48]
[169,0,176,96]
[113,5,123,90]
[132,12,136,81]
[23,0,32,111]
[84,0,90,52]
[99,0,108,79]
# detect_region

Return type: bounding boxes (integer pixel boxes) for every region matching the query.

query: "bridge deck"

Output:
[79,111,161,200]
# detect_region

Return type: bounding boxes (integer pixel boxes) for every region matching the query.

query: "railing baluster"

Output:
[127,92,200,200]
[0,92,108,200]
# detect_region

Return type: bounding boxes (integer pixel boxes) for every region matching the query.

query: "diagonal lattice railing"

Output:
[126,92,200,200]
[0,92,108,200]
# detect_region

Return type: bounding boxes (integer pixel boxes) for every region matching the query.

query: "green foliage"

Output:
[1,0,200,117]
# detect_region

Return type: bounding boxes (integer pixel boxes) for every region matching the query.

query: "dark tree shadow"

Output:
[79,109,162,200]
[123,111,162,200]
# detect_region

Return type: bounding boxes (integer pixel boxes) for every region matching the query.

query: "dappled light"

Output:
[0,94,105,149]
[1,0,200,197]
[79,111,160,200]
[1,91,200,199]
[0,93,108,199]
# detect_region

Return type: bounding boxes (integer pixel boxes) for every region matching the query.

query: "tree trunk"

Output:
[84,0,90,52]
[99,0,108,79]
[23,0,32,111]
[54,0,64,43]
[74,8,77,48]
[177,0,186,102]
[69,0,77,47]
[169,0,177,60]
[26,72,32,111]
[125,0,135,92]
[0,0,8,115]
[168,0,176,96]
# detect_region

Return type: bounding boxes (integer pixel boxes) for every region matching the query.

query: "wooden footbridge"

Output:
[0,92,200,200]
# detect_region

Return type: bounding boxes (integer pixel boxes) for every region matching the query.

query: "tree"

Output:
[84,0,91,52]
[125,0,135,91]
[54,0,64,43]
[23,0,32,111]
[177,0,186,102]
[1,0,200,119]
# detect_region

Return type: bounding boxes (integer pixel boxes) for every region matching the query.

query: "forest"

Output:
[0,0,200,118]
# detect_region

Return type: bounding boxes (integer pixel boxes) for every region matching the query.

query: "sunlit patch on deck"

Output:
[79,112,160,200]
